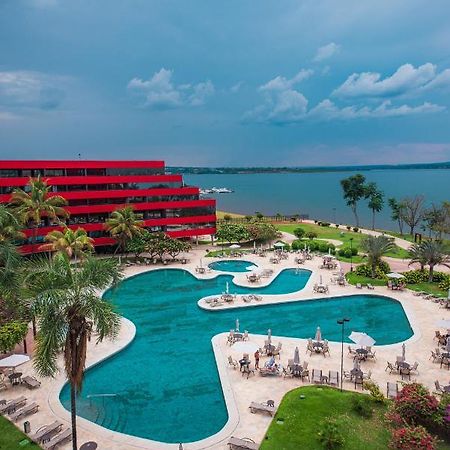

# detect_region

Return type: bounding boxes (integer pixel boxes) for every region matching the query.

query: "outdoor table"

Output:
[313,342,323,353]
[442,352,450,359]
[321,375,328,384]
[350,368,363,380]
[196,267,205,274]
[234,333,243,341]
[221,294,234,302]
[292,365,303,377]
[397,361,410,370]
[80,442,98,450]
[266,344,276,355]
[8,372,22,386]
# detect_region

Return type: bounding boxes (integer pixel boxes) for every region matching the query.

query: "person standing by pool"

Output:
[254,350,260,370]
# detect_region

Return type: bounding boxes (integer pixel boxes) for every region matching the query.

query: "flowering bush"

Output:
[390,425,436,449]
[355,261,390,279]
[363,380,386,403]
[387,383,439,427]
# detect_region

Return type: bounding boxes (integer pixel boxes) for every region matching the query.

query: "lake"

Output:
[185,169,449,230]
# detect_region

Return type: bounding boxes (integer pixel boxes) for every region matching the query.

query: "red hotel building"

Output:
[0,160,216,254]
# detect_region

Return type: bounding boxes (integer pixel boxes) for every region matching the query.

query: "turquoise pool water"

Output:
[60,268,412,444]
[208,259,257,272]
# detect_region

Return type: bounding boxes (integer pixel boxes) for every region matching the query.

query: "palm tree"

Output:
[104,206,144,254]
[361,235,395,278]
[10,176,68,252]
[0,205,25,244]
[365,182,384,230]
[23,254,122,450]
[409,240,450,282]
[39,227,94,261]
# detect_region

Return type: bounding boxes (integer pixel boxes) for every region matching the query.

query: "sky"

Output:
[1,0,450,166]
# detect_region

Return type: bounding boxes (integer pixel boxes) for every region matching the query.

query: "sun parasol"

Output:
[315,326,322,342]
[0,354,30,368]
[386,272,405,279]
[349,331,376,348]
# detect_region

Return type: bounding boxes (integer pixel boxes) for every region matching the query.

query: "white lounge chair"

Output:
[30,421,63,444]
[22,376,41,389]
[312,369,322,384]
[228,436,259,450]
[328,370,339,386]
[10,402,39,422]
[387,382,398,399]
[249,401,276,416]
[43,428,72,450]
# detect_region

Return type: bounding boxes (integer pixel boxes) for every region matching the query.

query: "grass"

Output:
[216,210,245,219]
[260,386,391,450]
[277,223,410,260]
[0,416,40,449]
[346,272,447,297]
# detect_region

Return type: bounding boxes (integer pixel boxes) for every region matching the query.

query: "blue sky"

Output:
[1,0,450,166]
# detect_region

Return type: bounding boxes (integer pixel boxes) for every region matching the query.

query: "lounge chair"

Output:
[366,283,374,289]
[363,370,372,380]
[10,402,39,422]
[385,362,398,374]
[430,350,442,363]
[312,369,322,384]
[228,436,259,450]
[22,376,41,389]
[43,428,72,450]
[30,421,63,444]
[242,296,251,303]
[228,356,238,370]
[328,370,339,386]
[348,346,356,356]
[0,396,26,414]
[441,357,450,370]
[435,381,445,395]
[356,283,363,289]
[249,401,276,416]
[387,382,398,399]
[410,362,419,374]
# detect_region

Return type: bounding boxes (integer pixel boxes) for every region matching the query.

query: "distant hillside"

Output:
[168,161,450,175]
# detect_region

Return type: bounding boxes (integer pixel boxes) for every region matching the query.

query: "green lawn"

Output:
[0,416,40,449]
[260,386,391,450]
[345,272,387,287]
[277,223,410,259]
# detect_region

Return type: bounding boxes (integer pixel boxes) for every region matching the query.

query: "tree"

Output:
[409,240,450,282]
[388,198,406,235]
[165,238,191,259]
[215,223,250,244]
[340,174,366,227]
[24,254,122,450]
[105,206,144,254]
[0,205,25,244]
[11,176,68,252]
[255,211,264,220]
[223,214,232,223]
[423,203,449,239]
[361,235,395,278]
[39,227,94,261]
[306,231,318,240]
[246,221,279,243]
[0,321,28,353]
[365,182,384,230]
[293,227,305,239]
[400,196,425,236]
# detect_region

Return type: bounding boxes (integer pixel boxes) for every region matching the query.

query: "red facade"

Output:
[0,160,216,253]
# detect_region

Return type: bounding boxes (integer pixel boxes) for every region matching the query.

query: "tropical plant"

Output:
[390,426,436,450]
[39,227,94,260]
[361,235,395,278]
[10,176,68,251]
[317,418,345,449]
[306,231,318,240]
[409,240,450,282]
[24,254,122,450]
[105,206,144,254]
[365,182,384,230]
[0,205,25,243]
[246,221,279,243]
[340,174,366,227]
[215,223,250,244]
[0,320,28,353]
[388,198,406,235]
[223,214,232,222]
[293,227,305,239]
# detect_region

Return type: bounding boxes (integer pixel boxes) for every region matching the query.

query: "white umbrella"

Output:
[386,272,405,279]
[236,319,240,332]
[253,241,256,250]
[199,258,203,268]
[229,244,241,249]
[246,265,259,271]
[0,354,30,368]
[319,275,323,285]
[267,329,272,346]
[402,343,406,361]
[231,341,259,353]
[446,340,450,352]
[349,331,376,348]
[437,319,450,329]
[315,326,322,342]
[273,242,285,248]
[226,282,229,294]
[294,347,300,365]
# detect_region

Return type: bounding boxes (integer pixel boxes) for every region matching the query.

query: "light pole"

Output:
[333,207,336,224]
[349,237,354,272]
[337,318,350,392]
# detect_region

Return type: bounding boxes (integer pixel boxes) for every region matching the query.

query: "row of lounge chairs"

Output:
[356,283,375,290]
[0,395,40,422]
[30,420,72,449]
[242,294,262,303]
[311,369,339,386]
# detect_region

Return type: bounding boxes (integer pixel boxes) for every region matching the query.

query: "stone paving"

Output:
[1,245,449,449]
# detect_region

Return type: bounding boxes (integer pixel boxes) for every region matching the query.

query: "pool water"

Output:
[60,268,412,444]
[208,259,256,272]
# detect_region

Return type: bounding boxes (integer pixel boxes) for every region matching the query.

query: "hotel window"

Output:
[44,169,64,177]
[0,169,19,177]
[86,168,106,176]
[66,168,85,176]
[105,167,164,176]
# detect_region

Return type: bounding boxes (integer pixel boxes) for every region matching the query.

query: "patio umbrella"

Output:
[446,339,450,352]
[319,275,323,285]
[386,272,405,279]
[253,241,256,250]
[448,288,450,300]
[294,347,300,365]
[236,319,240,332]
[229,244,241,249]
[267,329,272,346]
[349,331,376,348]
[199,258,203,268]
[437,319,450,329]
[353,358,361,370]
[315,326,322,342]
[231,341,259,353]
[0,354,30,368]
[273,242,285,248]
[402,343,406,361]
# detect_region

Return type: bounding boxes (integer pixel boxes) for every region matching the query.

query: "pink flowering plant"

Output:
[390,425,436,450]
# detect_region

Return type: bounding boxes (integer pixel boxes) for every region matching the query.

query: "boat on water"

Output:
[200,187,234,194]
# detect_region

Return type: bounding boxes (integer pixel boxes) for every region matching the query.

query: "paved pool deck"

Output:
[2,246,449,449]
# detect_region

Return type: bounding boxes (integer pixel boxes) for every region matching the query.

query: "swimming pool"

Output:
[60,268,412,444]
[208,259,256,272]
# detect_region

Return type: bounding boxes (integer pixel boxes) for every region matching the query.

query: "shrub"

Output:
[353,227,359,232]
[223,214,232,222]
[338,246,357,258]
[402,270,428,284]
[320,222,331,227]
[390,425,436,450]
[317,419,345,449]
[346,225,351,231]
[355,262,390,279]
[352,396,373,418]
[293,227,305,239]
[363,380,386,403]
[0,321,28,353]
[306,231,318,240]
[335,224,339,228]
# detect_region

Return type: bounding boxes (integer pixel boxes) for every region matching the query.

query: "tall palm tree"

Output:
[23,254,122,450]
[39,227,94,261]
[0,205,25,244]
[361,235,395,278]
[409,240,450,282]
[104,206,144,254]
[408,243,427,272]
[10,176,68,252]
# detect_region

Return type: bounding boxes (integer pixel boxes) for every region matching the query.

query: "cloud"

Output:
[0,70,66,111]
[333,63,450,99]
[259,69,313,92]
[230,82,243,93]
[0,111,19,121]
[313,43,340,62]
[127,68,214,109]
